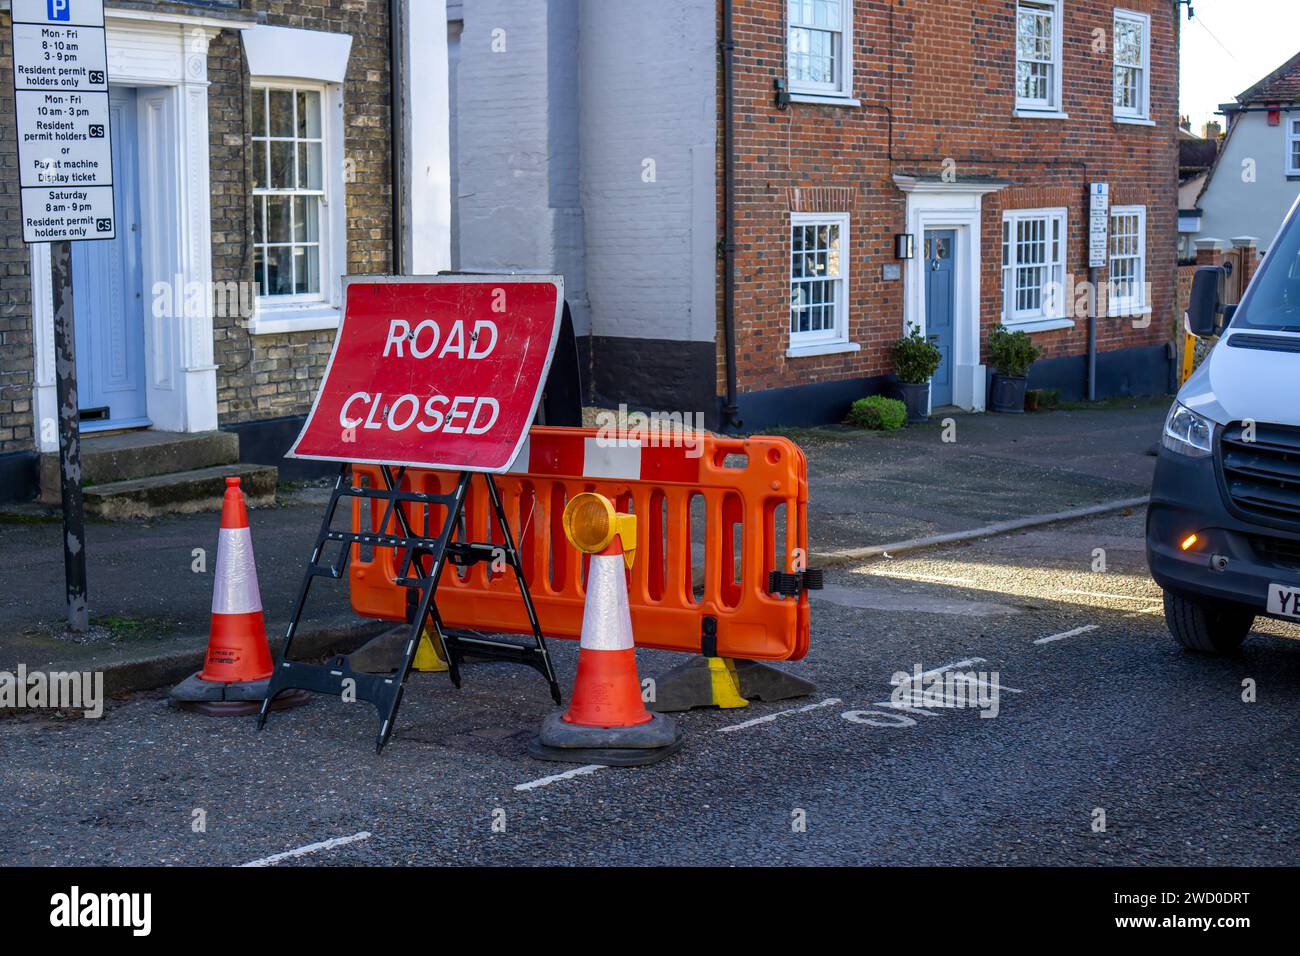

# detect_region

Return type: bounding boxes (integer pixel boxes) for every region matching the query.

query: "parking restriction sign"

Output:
[10,0,115,242]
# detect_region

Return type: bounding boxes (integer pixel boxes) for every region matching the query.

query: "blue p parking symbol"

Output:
[48,0,70,22]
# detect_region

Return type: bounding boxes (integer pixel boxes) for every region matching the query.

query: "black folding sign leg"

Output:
[257,464,561,752]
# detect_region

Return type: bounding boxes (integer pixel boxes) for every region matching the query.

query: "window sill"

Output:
[1014,108,1069,120]
[1000,317,1075,334]
[248,302,342,336]
[1108,305,1153,319]
[788,93,861,108]
[1114,115,1156,127]
[786,341,861,359]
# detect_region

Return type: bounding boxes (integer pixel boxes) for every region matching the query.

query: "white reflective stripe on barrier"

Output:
[212,526,264,615]
[581,438,641,480]
[579,554,634,651]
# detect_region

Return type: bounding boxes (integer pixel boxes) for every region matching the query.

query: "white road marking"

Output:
[815,584,1020,618]
[888,658,986,684]
[241,831,371,867]
[1123,605,1164,618]
[1033,624,1099,645]
[513,698,843,791]
[716,697,842,733]
[1061,589,1157,602]
[871,571,976,585]
[514,764,605,792]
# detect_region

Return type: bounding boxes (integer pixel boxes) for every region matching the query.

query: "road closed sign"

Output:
[288,276,565,472]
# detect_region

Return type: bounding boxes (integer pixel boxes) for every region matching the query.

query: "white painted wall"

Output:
[447,0,716,343]
[577,0,717,343]
[448,0,589,332]
[403,0,452,275]
[1197,111,1300,253]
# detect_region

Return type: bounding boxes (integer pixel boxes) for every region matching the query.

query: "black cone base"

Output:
[527,734,684,767]
[171,671,310,716]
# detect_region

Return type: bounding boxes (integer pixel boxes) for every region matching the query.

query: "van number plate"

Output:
[1267,583,1300,620]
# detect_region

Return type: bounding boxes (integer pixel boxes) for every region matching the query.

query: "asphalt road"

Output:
[3,508,1298,866]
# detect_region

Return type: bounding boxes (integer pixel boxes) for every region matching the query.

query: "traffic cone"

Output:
[171,477,308,715]
[529,534,682,766]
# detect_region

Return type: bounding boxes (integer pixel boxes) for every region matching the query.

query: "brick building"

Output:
[728,0,1179,423]
[0,0,450,503]
[449,0,1180,428]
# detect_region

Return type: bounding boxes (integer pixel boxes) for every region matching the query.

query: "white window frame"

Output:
[1001,207,1069,326]
[1014,0,1064,116]
[787,0,854,101]
[789,211,852,353]
[1287,117,1300,177]
[1112,9,1151,122]
[1107,205,1147,317]
[247,77,347,335]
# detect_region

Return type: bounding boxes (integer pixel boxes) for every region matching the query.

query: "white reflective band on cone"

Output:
[212,526,264,615]
[580,553,635,651]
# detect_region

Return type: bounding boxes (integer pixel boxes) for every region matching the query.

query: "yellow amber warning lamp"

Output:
[562,492,637,568]
[1180,533,1200,552]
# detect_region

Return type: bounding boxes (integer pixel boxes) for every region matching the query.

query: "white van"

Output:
[1148,196,1300,652]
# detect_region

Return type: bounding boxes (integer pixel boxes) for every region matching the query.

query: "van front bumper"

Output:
[1146,446,1300,615]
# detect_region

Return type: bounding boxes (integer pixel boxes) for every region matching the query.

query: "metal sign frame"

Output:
[257,463,562,753]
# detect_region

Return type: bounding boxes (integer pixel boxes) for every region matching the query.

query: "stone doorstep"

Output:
[82,463,279,520]
[39,429,240,503]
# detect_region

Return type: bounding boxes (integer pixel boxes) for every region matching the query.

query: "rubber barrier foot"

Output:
[348,625,448,674]
[648,657,815,712]
[732,658,817,703]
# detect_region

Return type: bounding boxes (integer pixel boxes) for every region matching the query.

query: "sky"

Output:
[1180,0,1300,134]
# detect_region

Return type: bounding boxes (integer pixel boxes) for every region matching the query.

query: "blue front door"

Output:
[924,229,956,407]
[72,87,148,429]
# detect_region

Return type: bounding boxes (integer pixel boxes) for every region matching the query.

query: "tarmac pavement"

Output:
[3,508,1297,866]
[0,398,1169,681]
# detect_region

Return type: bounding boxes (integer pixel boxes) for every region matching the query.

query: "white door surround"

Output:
[30,10,252,452]
[894,175,1008,413]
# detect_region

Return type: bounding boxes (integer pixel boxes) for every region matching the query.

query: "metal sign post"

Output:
[50,240,87,631]
[1087,182,1110,402]
[10,0,115,631]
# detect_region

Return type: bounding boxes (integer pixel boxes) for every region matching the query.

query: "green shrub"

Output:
[988,325,1041,377]
[847,395,907,430]
[892,322,943,384]
[1024,387,1060,412]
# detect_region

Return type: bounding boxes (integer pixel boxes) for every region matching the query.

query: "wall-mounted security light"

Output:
[895,233,915,260]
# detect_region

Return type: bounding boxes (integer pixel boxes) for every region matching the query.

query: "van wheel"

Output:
[1162,590,1254,654]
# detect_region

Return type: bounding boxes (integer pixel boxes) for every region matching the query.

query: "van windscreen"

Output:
[1235,210,1300,331]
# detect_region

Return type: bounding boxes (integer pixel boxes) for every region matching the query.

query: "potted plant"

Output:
[987,325,1041,413]
[891,322,943,423]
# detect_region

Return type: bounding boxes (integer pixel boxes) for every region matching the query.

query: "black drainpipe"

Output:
[720,0,740,429]
[389,0,405,275]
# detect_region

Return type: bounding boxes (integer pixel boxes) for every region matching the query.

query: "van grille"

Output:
[1219,422,1300,527]
[1251,535,1300,572]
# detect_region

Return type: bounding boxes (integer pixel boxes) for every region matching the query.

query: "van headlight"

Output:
[1162,403,1214,458]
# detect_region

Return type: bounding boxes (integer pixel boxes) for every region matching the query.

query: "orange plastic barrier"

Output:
[348,427,811,661]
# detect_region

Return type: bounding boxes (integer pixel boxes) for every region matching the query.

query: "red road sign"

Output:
[288,275,564,472]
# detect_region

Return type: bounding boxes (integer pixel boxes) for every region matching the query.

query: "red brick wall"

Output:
[722,0,1180,396]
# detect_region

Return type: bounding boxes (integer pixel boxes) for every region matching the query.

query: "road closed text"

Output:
[339,317,502,437]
